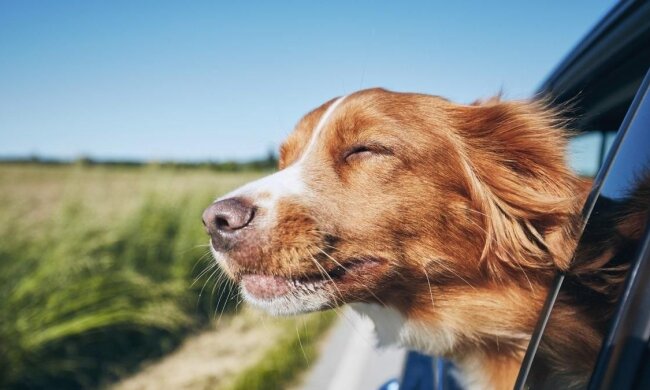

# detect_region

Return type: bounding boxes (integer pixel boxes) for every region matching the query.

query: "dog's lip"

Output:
[240,257,382,301]
[241,274,327,300]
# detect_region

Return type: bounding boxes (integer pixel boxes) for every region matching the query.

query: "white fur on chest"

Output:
[350,303,496,390]
[350,302,457,355]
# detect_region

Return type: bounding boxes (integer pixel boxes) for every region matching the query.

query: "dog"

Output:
[202,88,642,389]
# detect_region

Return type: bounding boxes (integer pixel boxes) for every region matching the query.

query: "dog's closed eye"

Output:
[343,144,392,163]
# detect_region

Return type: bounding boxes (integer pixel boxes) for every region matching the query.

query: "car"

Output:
[383,0,650,388]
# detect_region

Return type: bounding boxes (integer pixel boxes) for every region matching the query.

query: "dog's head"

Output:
[203,88,583,317]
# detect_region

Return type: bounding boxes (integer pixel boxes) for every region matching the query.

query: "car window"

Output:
[568,132,606,177]
[604,132,617,158]
[568,130,618,178]
[518,70,650,389]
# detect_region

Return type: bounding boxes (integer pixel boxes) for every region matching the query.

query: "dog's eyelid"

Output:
[342,143,393,163]
[344,143,392,157]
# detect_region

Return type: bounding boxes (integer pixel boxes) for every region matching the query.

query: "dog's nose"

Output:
[202,198,255,248]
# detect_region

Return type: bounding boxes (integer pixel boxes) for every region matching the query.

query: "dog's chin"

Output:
[240,274,335,315]
[212,246,388,316]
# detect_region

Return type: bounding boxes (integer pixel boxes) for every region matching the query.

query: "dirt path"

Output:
[111,307,401,390]
[111,308,291,390]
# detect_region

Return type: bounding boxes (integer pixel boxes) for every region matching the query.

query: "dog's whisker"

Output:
[191,262,216,287]
[428,258,477,291]
[211,270,228,311]
[197,268,220,307]
[316,248,391,308]
[422,265,436,311]
[190,250,215,277]
[308,254,346,305]
[316,248,349,271]
[512,257,534,291]
[216,278,237,324]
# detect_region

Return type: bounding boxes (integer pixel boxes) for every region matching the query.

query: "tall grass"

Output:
[0,165,262,389]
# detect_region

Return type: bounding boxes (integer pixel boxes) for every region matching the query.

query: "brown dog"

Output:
[203,88,607,389]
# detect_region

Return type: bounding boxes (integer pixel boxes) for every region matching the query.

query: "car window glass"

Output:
[523,75,650,389]
[568,132,603,177]
[604,132,617,158]
[568,131,619,178]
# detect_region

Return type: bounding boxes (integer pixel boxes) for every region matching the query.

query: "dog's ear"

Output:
[452,99,587,279]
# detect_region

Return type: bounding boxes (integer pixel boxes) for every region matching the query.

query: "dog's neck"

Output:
[352,276,604,390]
[352,281,546,390]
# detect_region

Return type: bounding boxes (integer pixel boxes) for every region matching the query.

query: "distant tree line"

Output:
[0,150,279,172]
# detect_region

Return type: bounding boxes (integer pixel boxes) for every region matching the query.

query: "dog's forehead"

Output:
[279,90,389,166]
[279,98,335,167]
[278,89,455,169]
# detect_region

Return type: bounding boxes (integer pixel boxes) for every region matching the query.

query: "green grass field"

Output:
[0,164,334,389]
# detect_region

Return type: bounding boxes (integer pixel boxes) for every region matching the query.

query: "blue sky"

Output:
[0,1,616,161]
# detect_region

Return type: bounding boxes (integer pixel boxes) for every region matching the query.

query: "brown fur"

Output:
[211,88,646,388]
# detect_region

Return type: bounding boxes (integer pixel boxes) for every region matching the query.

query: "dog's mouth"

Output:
[239,258,383,302]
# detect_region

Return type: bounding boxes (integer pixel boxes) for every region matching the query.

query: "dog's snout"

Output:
[203,198,255,248]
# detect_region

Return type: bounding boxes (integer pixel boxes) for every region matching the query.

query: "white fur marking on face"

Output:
[214,95,349,315]
[295,95,348,165]
[218,164,303,210]
[216,95,348,224]
[210,241,227,262]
